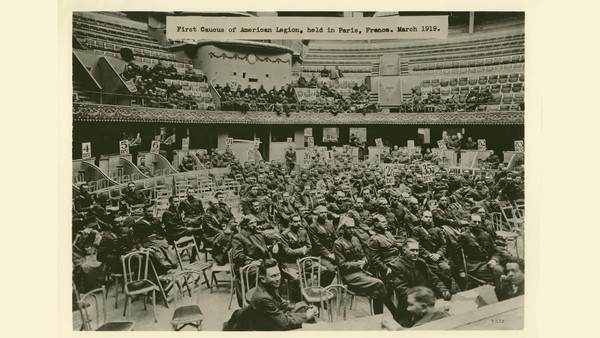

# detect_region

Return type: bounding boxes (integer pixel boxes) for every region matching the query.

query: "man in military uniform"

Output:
[366,214,404,282]
[202,198,225,249]
[248,200,275,230]
[74,183,95,214]
[162,196,203,260]
[285,146,296,174]
[121,182,147,211]
[178,187,204,228]
[214,191,234,225]
[334,218,396,315]
[306,206,338,277]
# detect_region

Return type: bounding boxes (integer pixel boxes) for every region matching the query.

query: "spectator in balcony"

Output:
[320,66,329,78]
[183,65,197,81]
[137,157,153,177]
[463,136,477,150]
[308,74,318,88]
[258,84,268,96]
[297,74,307,88]
[483,150,500,169]
[269,85,278,98]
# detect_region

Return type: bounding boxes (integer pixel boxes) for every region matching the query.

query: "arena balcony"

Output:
[72,102,524,125]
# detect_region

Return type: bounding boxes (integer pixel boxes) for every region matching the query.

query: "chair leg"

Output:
[202,269,211,288]
[152,290,157,323]
[114,276,119,309]
[228,283,235,310]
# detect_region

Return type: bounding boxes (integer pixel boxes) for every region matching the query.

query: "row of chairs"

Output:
[301,65,372,73]
[422,83,524,96]
[411,62,523,76]
[73,13,148,36]
[73,17,159,46]
[413,54,525,72]
[80,36,178,63]
[73,27,166,55]
[422,73,524,87]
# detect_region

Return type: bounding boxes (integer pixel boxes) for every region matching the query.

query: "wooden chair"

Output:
[336,268,373,315]
[121,250,160,322]
[173,236,212,288]
[320,284,348,322]
[170,271,205,331]
[226,249,237,309]
[78,286,135,331]
[297,256,335,307]
[210,250,232,293]
[239,262,260,306]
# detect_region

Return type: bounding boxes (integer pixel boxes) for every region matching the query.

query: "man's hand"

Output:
[328,254,335,260]
[459,272,466,278]
[487,259,497,268]
[442,291,452,301]
[386,267,392,276]
[306,306,319,320]
[429,253,440,262]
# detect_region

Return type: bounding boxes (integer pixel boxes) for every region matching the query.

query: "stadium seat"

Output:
[470,85,480,93]
[451,87,459,95]
[513,92,524,103]
[491,84,501,94]
[449,78,458,86]
[460,86,469,95]
[421,80,431,87]
[468,78,478,86]
[498,74,509,84]
[512,83,523,92]
[501,93,514,104]
[488,75,498,84]
[459,77,468,86]
[492,93,502,104]
[440,79,449,87]
[431,79,440,87]
[519,73,525,82]
[508,73,519,82]
[501,84,512,93]
[499,104,511,111]
[480,85,490,92]
[478,76,488,85]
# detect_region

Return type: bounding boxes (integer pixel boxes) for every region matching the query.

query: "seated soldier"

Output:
[334,217,397,315]
[74,183,95,214]
[231,215,273,307]
[248,200,275,230]
[121,182,147,209]
[388,239,451,326]
[161,196,203,261]
[404,286,450,328]
[454,214,510,285]
[306,206,338,283]
[247,259,319,330]
[211,222,236,266]
[215,191,234,225]
[178,187,204,229]
[202,198,225,249]
[137,157,153,177]
[366,214,404,281]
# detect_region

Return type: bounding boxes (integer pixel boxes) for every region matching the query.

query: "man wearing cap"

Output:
[241,185,261,215]
[74,183,96,214]
[121,182,147,210]
[211,222,236,266]
[162,196,203,259]
[214,191,234,225]
[202,198,225,249]
[248,200,275,230]
[334,217,397,315]
[307,205,338,275]
[275,192,300,230]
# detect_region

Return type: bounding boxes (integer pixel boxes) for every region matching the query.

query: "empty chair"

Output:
[468,77,478,86]
[492,93,502,104]
[421,79,430,87]
[320,284,349,322]
[449,78,458,86]
[491,84,501,94]
[501,84,512,93]
[514,92,525,103]
[499,104,511,111]
[498,74,509,83]
[121,251,160,322]
[470,85,480,93]
[170,270,205,331]
[431,79,440,87]
[512,83,523,92]
[298,256,335,308]
[480,85,491,92]
[508,73,519,82]
[77,286,135,331]
[459,86,470,95]
[458,77,468,86]
[519,73,525,82]
[451,87,459,95]
[173,236,212,288]
[488,75,498,84]
[501,94,514,104]
[440,79,449,87]
[478,75,488,85]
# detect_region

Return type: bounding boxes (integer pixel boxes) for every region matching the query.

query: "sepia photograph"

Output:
[70,10,526,331]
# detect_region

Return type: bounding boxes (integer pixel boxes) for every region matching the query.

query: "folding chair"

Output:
[173,236,212,288]
[77,286,135,331]
[226,249,238,309]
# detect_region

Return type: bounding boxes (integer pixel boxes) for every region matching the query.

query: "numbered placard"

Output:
[150,140,161,154]
[514,140,524,152]
[375,138,383,148]
[247,148,255,162]
[306,136,314,148]
[82,142,91,159]
[385,176,395,186]
[422,163,434,175]
[407,140,415,148]
[119,140,130,155]
[226,137,234,146]
[181,137,189,151]
[478,139,487,151]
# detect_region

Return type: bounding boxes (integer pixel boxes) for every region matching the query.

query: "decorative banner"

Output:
[478,139,487,151]
[514,140,524,152]
[181,137,190,151]
[150,140,161,154]
[407,140,415,148]
[82,142,91,159]
[306,136,314,148]
[375,138,383,148]
[437,140,447,150]
[119,140,130,155]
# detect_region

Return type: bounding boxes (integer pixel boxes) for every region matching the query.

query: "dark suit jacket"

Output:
[249,283,307,330]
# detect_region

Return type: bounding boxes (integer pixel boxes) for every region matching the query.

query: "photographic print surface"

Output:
[71,11,525,331]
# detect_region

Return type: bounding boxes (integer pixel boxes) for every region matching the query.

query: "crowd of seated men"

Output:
[299,82,376,115]
[71,144,523,329]
[120,61,205,110]
[215,83,298,115]
[401,86,496,113]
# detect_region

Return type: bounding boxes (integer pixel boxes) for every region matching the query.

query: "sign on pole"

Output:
[375,138,383,148]
[247,148,255,162]
[150,140,161,154]
[478,139,487,151]
[407,140,415,148]
[82,142,91,159]
[514,140,524,152]
[181,137,190,151]
[119,140,130,155]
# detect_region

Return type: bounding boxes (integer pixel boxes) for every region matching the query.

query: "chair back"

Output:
[173,236,201,270]
[121,250,150,288]
[171,270,203,309]
[227,249,235,275]
[297,256,321,290]
[239,263,260,306]
[77,286,108,331]
[320,284,348,322]
[491,212,503,231]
